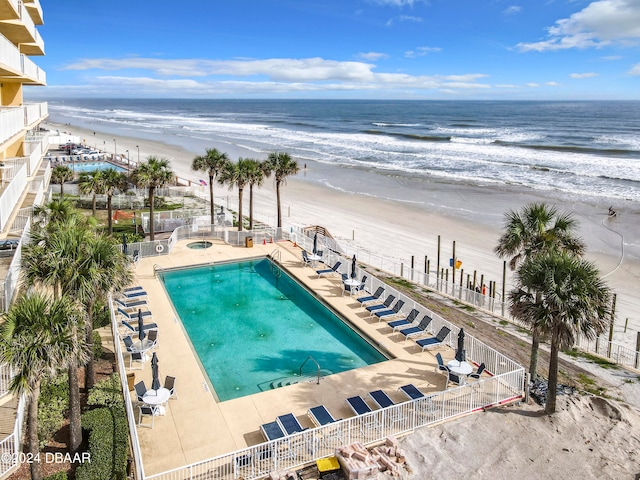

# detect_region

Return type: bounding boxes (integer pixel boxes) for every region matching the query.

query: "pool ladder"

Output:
[153,264,165,281]
[299,355,321,385]
[271,248,282,277]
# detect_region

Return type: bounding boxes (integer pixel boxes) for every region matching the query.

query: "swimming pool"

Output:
[69,161,127,173]
[162,258,388,401]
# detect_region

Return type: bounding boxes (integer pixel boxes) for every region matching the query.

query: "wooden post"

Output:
[424,256,428,285]
[636,332,640,369]
[459,268,464,299]
[472,270,477,290]
[427,260,430,285]
[501,261,507,317]
[436,235,441,290]
[624,318,628,333]
[452,240,456,285]
[400,262,404,278]
[608,294,617,358]
[411,255,415,281]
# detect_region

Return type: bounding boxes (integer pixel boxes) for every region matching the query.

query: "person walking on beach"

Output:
[608,206,617,217]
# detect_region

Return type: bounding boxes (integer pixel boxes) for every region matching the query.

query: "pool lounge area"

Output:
[112,236,524,479]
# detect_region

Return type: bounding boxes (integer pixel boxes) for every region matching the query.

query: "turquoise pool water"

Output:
[162,258,387,401]
[70,161,126,173]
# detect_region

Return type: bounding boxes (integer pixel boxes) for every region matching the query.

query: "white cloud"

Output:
[368,0,418,6]
[60,56,490,95]
[405,46,442,58]
[570,72,599,78]
[628,63,640,75]
[399,15,423,22]
[545,81,560,86]
[527,83,540,87]
[504,6,522,15]
[599,55,622,60]
[517,0,640,52]
[356,52,389,61]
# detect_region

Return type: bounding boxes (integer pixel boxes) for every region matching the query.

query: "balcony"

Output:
[22,0,41,25]
[0,1,44,55]
[0,102,47,146]
[0,0,19,21]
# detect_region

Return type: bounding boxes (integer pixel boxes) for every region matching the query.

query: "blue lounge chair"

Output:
[115,297,147,309]
[124,285,144,292]
[276,413,306,435]
[118,307,152,321]
[387,309,420,332]
[372,299,405,321]
[308,405,339,426]
[397,315,433,342]
[398,384,425,400]
[346,396,372,416]
[365,295,396,313]
[121,319,159,334]
[120,289,147,299]
[368,390,395,409]
[356,286,384,305]
[260,421,286,441]
[316,261,342,278]
[415,326,451,352]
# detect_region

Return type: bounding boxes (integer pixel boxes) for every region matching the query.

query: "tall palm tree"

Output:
[101,167,130,235]
[265,152,299,228]
[32,198,78,233]
[494,203,586,380]
[51,165,74,197]
[510,251,611,413]
[22,219,93,454]
[192,148,229,225]
[79,235,132,389]
[0,291,85,480]
[245,158,267,230]
[130,156,174,241]
[219,158,252,231]
[78,169,103,217]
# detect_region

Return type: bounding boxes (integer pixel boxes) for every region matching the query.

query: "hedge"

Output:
[75,406,129,480]
[44,472,68,480]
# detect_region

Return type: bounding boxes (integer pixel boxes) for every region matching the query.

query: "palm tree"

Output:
[509,251,611,414]
[78,169,103,217]
[0,291,85,480]
[192,148,229,225]
[219,158,252,231]
[32,198,78,232]
[245,158,267,230]
[22,219,92,454]
[101,167,130,235]
[265,152,299,228]
[51,165,74,197]
[494,203,586,380]
[130,156,174,241]
[79,235,132,389]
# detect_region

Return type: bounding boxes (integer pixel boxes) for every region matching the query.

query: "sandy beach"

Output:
[47,120,640,350]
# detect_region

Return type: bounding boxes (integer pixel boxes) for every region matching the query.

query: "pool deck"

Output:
[120,238,457,476]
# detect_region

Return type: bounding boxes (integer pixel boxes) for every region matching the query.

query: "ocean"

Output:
[46,99,640,204]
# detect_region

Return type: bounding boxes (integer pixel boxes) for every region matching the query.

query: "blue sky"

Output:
[28,0,640,99]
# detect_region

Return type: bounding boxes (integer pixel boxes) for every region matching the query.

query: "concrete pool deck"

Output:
[119,238,457,476]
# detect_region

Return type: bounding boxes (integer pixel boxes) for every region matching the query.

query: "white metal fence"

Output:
[0,394,26,478]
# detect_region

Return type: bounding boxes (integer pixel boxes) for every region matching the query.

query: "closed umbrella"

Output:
[122,233,128,255]
[351,255,357,279]
[455,328,465,362]
[312,233,318,254]
[138,309,146,341]
[151,352,160,390]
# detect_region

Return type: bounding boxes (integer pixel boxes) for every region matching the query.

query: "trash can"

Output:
[245,236,253,248]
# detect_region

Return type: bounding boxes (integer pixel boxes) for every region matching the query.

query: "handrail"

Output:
[271,248,281,263]
[153,264,164,281]
[299,355,321,385]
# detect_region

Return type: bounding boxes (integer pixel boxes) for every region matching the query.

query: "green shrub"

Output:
[75,406,129,480]
[87,374,123,409]
[92,301,111,329]
[44,472,68,480]
[92,330,103,359]
[38,373,69,449]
